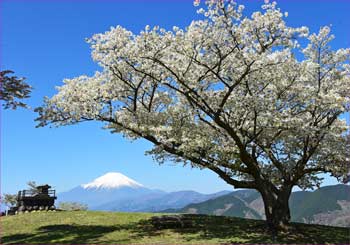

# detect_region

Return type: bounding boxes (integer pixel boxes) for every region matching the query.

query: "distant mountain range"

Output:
[57,172,230,212]
[165,184,350,227]
[57,172,350,227]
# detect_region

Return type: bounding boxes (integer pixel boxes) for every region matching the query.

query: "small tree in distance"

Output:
[58,202,88,211]
[27,181,39,194]
[0,70,31,109]
[36,0,350,232]
[1,181,37,211]
[2,194,17,209]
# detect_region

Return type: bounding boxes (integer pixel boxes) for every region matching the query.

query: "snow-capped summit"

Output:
[82,172,143,189]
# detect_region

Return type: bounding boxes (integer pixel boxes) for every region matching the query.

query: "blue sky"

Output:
[1,0,349,195]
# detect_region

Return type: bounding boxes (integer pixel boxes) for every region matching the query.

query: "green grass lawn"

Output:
[1,211,349,244]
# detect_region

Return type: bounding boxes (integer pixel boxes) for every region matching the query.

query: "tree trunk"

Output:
[259,185,292,235]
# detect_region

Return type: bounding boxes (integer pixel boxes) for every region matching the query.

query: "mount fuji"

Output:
[57,172,230,212]
[82,172,144,189]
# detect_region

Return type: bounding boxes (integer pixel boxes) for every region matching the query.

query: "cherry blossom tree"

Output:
[36,0,350,232]
[0,70,31,109]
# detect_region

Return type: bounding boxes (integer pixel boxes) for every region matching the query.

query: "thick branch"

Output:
[101,115,257,189]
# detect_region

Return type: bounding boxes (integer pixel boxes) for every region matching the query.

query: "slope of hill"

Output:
[1,211,349,244]
[291,184,350,220]
[174,193,261,219]
[170,184,350,227]
[290,184,350,226]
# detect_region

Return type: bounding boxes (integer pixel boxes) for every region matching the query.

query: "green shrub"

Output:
[58,202,88,211]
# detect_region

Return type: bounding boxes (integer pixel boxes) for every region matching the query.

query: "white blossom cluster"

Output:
[37,0,350,190]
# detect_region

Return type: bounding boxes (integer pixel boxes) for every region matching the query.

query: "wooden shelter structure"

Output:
[9,184,57,214]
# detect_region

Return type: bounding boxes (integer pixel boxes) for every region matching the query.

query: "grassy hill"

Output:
[1,211,349,244]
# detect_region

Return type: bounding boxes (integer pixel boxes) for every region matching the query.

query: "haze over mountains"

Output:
[58,172,230,212]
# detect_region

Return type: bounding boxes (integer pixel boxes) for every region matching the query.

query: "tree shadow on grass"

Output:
[290,222,350,244]
[2,214,349,244]
[1,224,118,244]
[1,220,162,244]
[163,214,350,244]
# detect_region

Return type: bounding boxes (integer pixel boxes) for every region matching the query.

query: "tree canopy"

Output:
[2,194,17,208]
[0,70,31,109]
[36,0,350,231]
[58,202,88,211]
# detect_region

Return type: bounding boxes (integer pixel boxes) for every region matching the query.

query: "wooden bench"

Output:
[151,215,194,229]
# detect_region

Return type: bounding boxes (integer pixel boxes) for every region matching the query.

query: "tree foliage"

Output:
[2,194,17,208]
[36,0,350,231]
[1,181,38,209]
[0,70,31,109]
[27,181,39,194]
[58,202,88,211]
